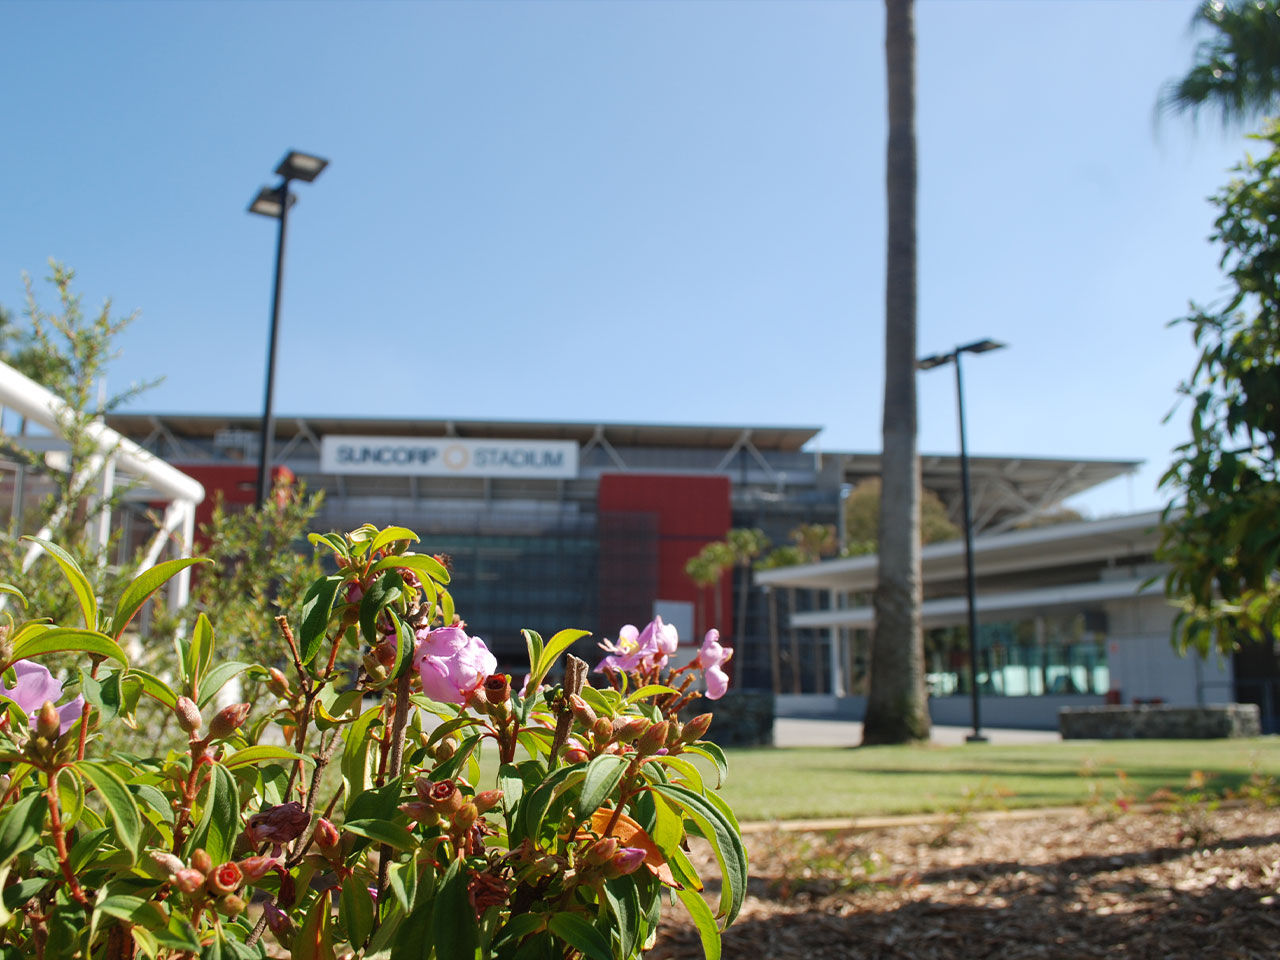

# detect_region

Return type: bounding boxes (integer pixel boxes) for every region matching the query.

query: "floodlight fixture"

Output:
[275,150,329,183]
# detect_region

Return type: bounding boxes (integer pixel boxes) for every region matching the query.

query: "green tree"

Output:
[725,526,770,650]
[865,0,930,746]
[1161,0,1280,125]
[843,478,959,556]
[1159,121,1280,656]
[0,263,156,622]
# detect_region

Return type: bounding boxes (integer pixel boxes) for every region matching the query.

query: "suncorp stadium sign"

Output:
[319,436,578,479]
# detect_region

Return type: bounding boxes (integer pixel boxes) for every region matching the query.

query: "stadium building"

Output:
[102,413,1152,705]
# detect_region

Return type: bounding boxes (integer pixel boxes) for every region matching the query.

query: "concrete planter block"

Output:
[1058,703,1261,740]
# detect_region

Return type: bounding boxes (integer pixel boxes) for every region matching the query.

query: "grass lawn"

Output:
[705,738,1280,821]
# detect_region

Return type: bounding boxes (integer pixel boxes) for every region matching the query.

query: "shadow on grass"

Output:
[655,831,1280,960]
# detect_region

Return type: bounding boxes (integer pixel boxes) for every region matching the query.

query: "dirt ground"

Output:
[649,804,1280,960]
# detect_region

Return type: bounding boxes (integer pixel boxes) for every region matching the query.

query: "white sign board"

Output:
[320,436,578,479]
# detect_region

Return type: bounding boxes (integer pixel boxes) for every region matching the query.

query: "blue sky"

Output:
[0,0,1257,517]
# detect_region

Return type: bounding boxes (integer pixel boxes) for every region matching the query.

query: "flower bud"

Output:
[582,836,619,867]
[612,716,648,744]
[208,703,250,740]
[398,800,437,824]
[423,779,463,816]
[562,745,591,764]
[637,720,670,756]
[245,801,310,846]
[238,855,277,882]
[207,861,243,896]
[591,717,614,744]
[313,817,340,851]
[217,893,246,917]
[373,638,397,670]
[173,869,205,894]
[36,701,61,739]
[483,674,511,707]
[267,668,292,698]
[264,901,292,937]
[433,738,457,762]
[604,846,647,878]
[175,696,202,734]
[473,790,503,814]
[454,802,479,828]
[681,713,713,743]
[190,848,213,875]
[149,851,185,875]
[568,694,596,726]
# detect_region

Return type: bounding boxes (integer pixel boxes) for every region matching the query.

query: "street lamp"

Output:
[247,149,329,505]
[918,337,1007,743]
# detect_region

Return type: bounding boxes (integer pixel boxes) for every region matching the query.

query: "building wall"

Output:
[1104,593,1231,706]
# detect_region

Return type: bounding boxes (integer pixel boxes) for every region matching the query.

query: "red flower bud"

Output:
[190,848,213,874]
[175,696,202,734]
[681,713,713,743]
[424,779,463,816]
[173,869,205,894]
[238,855,277,882]
[313,817,340,851]
[483,674,511,706]
[562,745,591,764]
[264,901,292,937]
[149,851,185,875]
[207,861,243,896]
[217,893,246,917]
[208,702,250,740]
[454,802,479,828]
[568,694,596,726]
[605,846,648,878]
[612,716,648,744]
[473,790,503,814]
[591,717,614,744]
[637,720,670,756]
[398,800,437,824]
[582,836,619,867]
[267,668,292,698]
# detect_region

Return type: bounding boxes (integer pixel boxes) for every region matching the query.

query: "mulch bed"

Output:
[649,805,1280,959]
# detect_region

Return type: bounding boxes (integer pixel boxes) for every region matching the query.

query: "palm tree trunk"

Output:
[863,0,931,745]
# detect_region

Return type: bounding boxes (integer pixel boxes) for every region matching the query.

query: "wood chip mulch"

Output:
[648,805,1280,959]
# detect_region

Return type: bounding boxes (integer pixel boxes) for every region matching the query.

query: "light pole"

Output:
[248,150,328,506]
[918,338,1006,743]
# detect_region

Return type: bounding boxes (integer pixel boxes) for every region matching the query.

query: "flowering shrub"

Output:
[0,525,744,960]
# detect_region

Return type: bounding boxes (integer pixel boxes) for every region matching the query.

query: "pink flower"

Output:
[696,629,733,700]
[595,616,676,674]
[0,661,84,734]
[414,626,497,705]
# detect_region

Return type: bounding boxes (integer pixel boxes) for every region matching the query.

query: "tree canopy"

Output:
[1161,0,1280,125]
[1159,122,1280,655]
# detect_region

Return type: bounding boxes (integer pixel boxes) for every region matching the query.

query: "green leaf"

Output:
[127,669,178,709]
[80,667,122,723]
[195,661,254,708]
[432,860,478,960]
[1,873,45,915]
[522,629,544,675]
[370,525,420,554]
[386,857,418,914]
[651,782,746,924]
[293,894,335,960]
[341,706,382,801]
[187,613,215,693]
[223,745,305,770]
[547,913,612,960]
[360,571,405,646]
[683,742,729,788]
[72,762,143,862]
[626,684,680,703]
[602,878,639,960]
[648,754,705,793]
[370,551,451,586]
[0,791,47,866]
[576,754,629,819]
[21,536,96,629]
[531,628,591,687]
[390,884,433,960]
[346,781,403,824]
[0,583,26,609]
[342,819,415,851]
[675,886,722,960]
[341,874,376,948]
[299,575,345,666]
[186,763,239,864]
[308,532,350,561]
[12,627,127,666]
[112,558,209,641]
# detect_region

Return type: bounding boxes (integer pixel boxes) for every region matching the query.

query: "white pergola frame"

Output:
[0,361,205,611]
